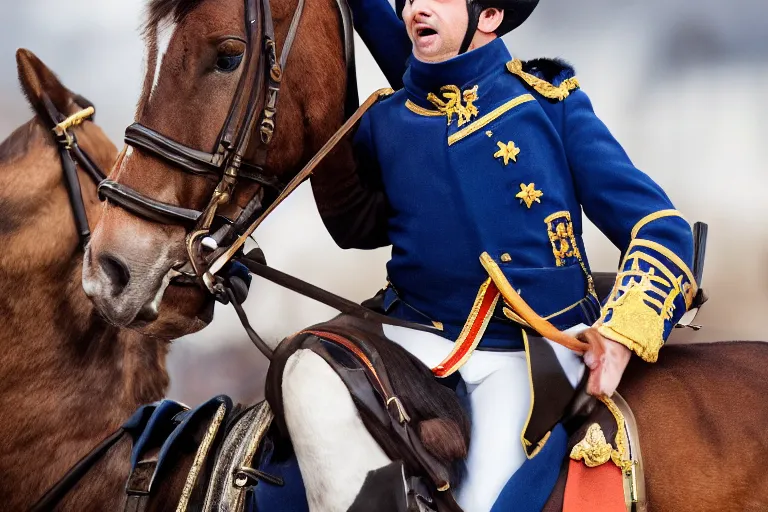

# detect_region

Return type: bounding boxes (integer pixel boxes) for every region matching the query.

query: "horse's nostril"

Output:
[98,253,131,296]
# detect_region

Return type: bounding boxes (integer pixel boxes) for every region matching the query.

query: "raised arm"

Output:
[348,0,412,89]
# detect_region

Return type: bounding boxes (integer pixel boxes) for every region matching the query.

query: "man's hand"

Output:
[578,327,632,397]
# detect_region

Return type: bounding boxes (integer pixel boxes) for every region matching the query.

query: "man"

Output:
[306,0,696,509]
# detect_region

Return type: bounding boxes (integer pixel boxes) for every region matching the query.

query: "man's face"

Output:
[402,0,469,63]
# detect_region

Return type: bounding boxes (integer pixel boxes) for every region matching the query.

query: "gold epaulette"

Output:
[506,59,580,101]
[376,87,396,100]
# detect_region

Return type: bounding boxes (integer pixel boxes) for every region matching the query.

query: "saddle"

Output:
[264,315,647,512]
[30,324,644,512]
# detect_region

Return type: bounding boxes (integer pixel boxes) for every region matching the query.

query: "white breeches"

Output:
[282,324,587,512]
[383,324,588,512]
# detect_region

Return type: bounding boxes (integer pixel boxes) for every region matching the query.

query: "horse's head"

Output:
[82,0,348,336]
[0,49,116,269]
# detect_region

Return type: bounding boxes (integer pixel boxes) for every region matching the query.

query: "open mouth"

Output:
[417,27,437,38]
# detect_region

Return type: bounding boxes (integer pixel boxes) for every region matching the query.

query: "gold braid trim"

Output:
[598,324,662,364]
[570,424,613,467]
[570,397,633,473]
[176,404,228,512]
[599,396,634,473]
[630,209,686,239]
[405,99,442,117]
[506,59,580,101]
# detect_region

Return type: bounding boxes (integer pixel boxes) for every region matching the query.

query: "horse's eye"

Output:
[216,53,244,73]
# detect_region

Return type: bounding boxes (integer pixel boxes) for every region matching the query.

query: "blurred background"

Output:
[0,0,765,406]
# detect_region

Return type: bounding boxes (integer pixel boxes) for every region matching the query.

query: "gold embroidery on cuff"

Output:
[630,239,698,301]
[599,280,666,363]
[630,209,685,239]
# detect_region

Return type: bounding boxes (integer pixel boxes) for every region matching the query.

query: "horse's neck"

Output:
[0,143,168,506]
[0,254,169,507]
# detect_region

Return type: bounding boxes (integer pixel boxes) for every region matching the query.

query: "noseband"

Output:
[98,0,356,290]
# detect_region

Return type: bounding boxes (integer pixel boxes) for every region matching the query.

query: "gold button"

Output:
[500,253,512,262]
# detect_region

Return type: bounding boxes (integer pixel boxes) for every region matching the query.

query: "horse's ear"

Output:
[16,48,78,121]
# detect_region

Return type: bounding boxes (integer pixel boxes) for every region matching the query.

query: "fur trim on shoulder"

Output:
[506,58,580,101]
[521,58,576,86]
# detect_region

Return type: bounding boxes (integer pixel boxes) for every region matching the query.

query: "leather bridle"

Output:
[38,94,107,249]
[97,0,357,290]
[92,0,418,363]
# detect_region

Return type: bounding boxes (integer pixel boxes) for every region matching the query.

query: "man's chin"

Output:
[412,44,456,64]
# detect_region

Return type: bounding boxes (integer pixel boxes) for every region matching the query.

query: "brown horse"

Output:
[0,49,190,510]
[80,0,768,511]
[81,0,349,331]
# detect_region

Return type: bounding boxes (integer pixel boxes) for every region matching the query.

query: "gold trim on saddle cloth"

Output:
[176,403,228,512]
[569,397,631,472]
[569,393,645,512]
[431,278,500,378]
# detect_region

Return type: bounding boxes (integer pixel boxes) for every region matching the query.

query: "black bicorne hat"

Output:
[396,0,539,54]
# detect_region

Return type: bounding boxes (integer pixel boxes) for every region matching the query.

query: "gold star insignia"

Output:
[494,141,521,165]
[516,183,543,208]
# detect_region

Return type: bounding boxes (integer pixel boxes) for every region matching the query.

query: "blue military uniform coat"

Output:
[323,37,696,361]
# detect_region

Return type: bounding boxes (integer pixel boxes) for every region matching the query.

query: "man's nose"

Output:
[408,0,431,17]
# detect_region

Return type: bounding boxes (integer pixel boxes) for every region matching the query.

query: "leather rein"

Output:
[93,0,441,358]
[95,0,590,362]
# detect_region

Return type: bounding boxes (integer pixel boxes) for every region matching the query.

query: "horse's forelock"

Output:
[143,0,205,36]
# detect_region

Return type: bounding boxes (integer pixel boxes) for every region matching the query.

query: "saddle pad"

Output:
[563,460,624,512]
